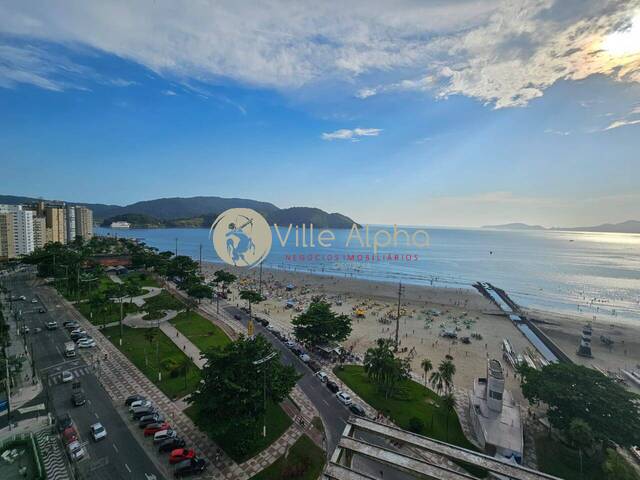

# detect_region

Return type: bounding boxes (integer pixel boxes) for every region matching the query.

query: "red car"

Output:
[144,422,170,437]
[169,448,196,464]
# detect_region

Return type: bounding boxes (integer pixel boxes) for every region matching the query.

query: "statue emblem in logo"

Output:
[210,208,272,267]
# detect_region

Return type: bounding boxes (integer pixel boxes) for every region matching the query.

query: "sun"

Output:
[602,14,640,57]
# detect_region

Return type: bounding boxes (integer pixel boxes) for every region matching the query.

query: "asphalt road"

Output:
[2,273,163,480]
[222,304,351,454]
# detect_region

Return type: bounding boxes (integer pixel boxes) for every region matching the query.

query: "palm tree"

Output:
[172,356,192,392]
[441,392,457,442]
[438,359,457,394]
[144,329,156,367]
[429,370,444,395]
[420,358,433,387]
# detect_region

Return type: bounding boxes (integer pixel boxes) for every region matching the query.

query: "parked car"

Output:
[144,422,171,436]
[38,307,46,314]
[285,340,296,348]
[61,370,73,383]
[129,399,152,411]
[67,440,86,461]
[291,347,304,356]
[336,391,352,406]
[72,333,89,342]
[139,414,165,428]
[326,381,340,393]
[90,422,107,441]
[154,429,177,443]
[315,371,328,383]
[64,321,80,329]
[174,458,207,477]
[20,325,29,334]
[307,360,322,373]
[77,338,96,348]
[46,321,58,330]
[57,413,72,433]
[132,406,156,420]
[31,298,38,303]
[125,394,146,406]
[70,327,86,335]
[62,426,78,445]
[299,353,311,363]
[158,437,186,453]
[349,404,366,417]
[169,448,196,464]
[631,446,640,463]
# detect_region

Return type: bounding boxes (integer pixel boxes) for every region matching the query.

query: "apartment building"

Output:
[0,213,16,259]
[45,205,67,244]
[74,206,93,240]
[0,204,35,257]
[66,205,77,242]
[33,215,46,249]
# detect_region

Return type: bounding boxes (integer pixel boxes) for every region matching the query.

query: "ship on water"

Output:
[110,221,131,229]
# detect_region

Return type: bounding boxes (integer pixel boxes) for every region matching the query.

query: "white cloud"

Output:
[0,1,639,108]
[604,118,640,130]
[162,89,177,96]
[544,128,570,136]
[321,127,382,141]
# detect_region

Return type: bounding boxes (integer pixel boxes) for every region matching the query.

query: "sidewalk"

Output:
[159,322,207,369]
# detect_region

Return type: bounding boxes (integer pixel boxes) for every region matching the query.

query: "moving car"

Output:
[144,422,171,436]
[158,437,186,453]
[169,448,196,464]
[174,458,207,477]
[72,388,86,406]
[46,321,58,330]
[326,381,340,393]
[64,342,76,358]
[336,391,352,406]
[61,370,73,383]
[38,307,45,314]
[90,422,107,441]
[154,429,177,443]
[349,403,366,417]
[315,371,328,383]
[125,394,146,406]
[20,325,29,334]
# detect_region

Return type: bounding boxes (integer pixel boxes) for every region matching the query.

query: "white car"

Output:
[315,371,328,383]
[299,354,311,363]
[67,440,85,461]
[61,370,73,383]
[153,429,177,443]
[31,298,38,303]
[70,328,86,335]
[285,340,296,348]
[90,422,107,441]
[336,391,352,406]
[46,321,58,330]
[77,338,96,348]
[129,399,152,411]
[631,446,640,463]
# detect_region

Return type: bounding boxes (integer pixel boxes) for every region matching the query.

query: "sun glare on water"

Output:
[602,14,640,56]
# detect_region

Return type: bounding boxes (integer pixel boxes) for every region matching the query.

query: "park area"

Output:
[102,325,201,399]
[250,434,325,480]
[170,311,230,352]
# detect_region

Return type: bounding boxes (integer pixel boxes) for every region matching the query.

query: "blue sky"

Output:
[1,1,639,227]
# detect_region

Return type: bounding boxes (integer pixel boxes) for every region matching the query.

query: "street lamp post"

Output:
[253,351,277,437]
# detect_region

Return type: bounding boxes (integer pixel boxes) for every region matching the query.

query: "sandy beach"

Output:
[201,262,640,398]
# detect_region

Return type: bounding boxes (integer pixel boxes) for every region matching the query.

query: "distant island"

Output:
[0,195,358,229]
[482,220,640,234]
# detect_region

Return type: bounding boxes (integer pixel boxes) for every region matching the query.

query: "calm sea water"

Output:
[96,226,640,324]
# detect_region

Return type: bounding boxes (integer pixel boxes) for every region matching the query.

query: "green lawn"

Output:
[102,325,200,399]
[334,365,475,449]
[185,401,292,463]
[250,434,325,480]
[76,300,139,326]
[143,290,185,312]
[170,311,230,353]
[121,271,160,288]
[535,435,639,480]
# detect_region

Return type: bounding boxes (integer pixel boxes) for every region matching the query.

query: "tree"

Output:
[429,370,444,395]
[438,359,456,394]
[441,393,457,442]
[420,358,433,387]
[213,269,237,287]
[363,338,411,399]
[187,283,213,303]
[602,448,639,480]
[519,363,640,448]
[292,300,352,347]
[239,290,265,320]
[189,335,299,458]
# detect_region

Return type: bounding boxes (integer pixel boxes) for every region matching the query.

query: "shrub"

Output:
[408,417,424,434]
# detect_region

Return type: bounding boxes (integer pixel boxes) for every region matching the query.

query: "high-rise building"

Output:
[0,213,16,259]
[33,215,46,249]
[74,206,93,241]
[45,205,67,244]
[66,205,76,242]
[0,205,35,256]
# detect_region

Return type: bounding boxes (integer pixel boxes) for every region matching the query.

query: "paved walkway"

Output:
[107,273,123,284]
[115,286,162,307]
[122,309,180,328]
[159,322,207,369]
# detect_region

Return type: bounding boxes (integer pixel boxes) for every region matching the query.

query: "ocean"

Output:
[96,226,640,325]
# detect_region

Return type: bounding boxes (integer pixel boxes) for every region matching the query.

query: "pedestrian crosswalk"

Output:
[47,365,93,386]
